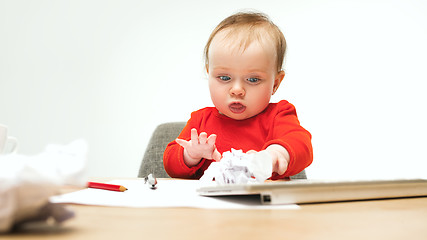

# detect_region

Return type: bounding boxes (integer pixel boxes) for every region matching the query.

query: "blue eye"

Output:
[219,76,231,81]
[247,77,260,83]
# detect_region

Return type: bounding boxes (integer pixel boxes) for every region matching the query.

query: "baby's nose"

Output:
[230,81,245,97]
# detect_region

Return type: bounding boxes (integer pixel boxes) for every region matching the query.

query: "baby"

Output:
[164,11,313,180]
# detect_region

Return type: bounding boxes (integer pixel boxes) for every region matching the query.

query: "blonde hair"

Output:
[204,11,286,73]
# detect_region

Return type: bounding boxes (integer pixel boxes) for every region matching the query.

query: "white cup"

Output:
[0,124,18,154]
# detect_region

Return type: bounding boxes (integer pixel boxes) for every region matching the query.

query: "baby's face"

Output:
[207,32,284,120]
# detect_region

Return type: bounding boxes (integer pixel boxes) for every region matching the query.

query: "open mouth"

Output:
[229,103,246,114]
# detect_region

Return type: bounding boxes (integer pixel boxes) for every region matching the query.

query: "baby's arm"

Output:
[248,144,290,175]
[175,128,221,167]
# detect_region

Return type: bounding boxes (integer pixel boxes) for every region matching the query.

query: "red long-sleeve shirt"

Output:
[163,100,313,180]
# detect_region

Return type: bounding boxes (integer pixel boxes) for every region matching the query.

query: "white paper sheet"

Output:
[50,179,299,210]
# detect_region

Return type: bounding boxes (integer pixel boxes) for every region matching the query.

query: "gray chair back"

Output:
[139,122,186,178]
[138,122,307,179]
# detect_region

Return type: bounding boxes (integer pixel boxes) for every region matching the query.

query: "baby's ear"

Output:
[272,71,285,94]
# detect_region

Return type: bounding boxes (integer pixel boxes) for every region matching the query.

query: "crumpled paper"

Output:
[0,139,88,233]
[200,149,273,184]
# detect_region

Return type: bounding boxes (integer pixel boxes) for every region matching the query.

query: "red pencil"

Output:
[87,182,128,192]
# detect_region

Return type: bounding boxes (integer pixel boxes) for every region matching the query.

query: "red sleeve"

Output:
[163,111,208,179]
[262,101,313,179]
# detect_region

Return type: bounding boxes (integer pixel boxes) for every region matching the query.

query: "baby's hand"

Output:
[265,145,289,175]
[247,145,289,175]
[175,128,221,167]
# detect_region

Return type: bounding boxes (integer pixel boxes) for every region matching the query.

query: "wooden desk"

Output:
[3,184,427,240]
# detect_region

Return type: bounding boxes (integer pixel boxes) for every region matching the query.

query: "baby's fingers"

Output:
[212,149,221,162]
[199,132,208,144]
[274,159,288,175]
[206,134,217,146]
[190,128,199,144]
[175,138,189,149]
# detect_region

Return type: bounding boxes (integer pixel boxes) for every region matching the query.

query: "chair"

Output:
[138,122,307,179]
[138,122,186,178]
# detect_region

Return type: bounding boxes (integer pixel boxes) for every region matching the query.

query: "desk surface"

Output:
[3,182,427,240]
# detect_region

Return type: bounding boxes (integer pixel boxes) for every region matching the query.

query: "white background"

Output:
[1,0,426,180]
